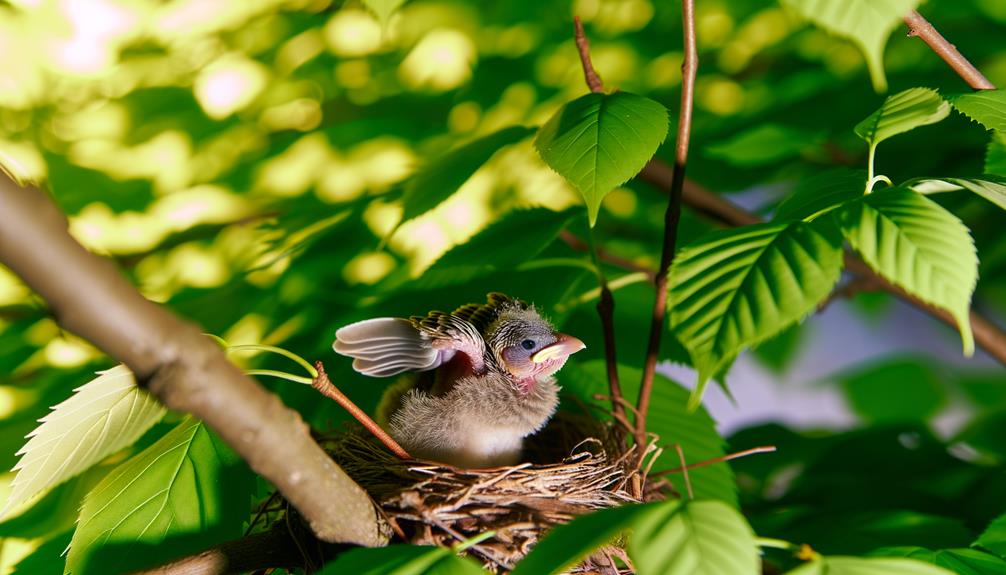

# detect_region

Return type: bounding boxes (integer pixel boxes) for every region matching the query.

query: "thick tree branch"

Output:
[636,0,697,450]
[573,18,628,431]
[903,10,996,90]
[134,525,318,575]
[0,181,385,546]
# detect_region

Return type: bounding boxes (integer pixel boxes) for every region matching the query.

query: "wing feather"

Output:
[334,318,443,377]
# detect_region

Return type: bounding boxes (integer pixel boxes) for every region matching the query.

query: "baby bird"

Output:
[333,293,585,468]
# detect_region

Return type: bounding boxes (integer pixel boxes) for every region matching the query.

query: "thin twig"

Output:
[673,444,694,500]
[574,17,604,93]
[559,230,656,281]
[652,445,777,477]
[636,0,697,452]
[903,10,996,90]
[312,361,412,460]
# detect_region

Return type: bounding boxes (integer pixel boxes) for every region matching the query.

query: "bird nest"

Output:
[318,412,661,572]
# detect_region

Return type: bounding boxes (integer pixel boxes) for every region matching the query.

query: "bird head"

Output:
[485,305,585,390]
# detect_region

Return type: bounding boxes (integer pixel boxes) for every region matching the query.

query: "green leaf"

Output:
[774,168,868,222]
[630,500,759,575]
[909,176,1006,212]
[561,361,736,505]
[977,513,1006,557]
[669,219,844,408]
[66,417,251,575]
[361,0,408,30]
[510,503,653,575]
[535,92,669,226]
[986,132,1006,175]
[319,544,485,575]
[834,188,978,355]
[949,91,1006,132]
[787,556,956,575]
[839,359,946,423]
[779,0,920,91]
[855,88,950,179]
[877,547,1006,575]
[706,124,818,168]
[1,365,165,517]
[396,126,535,230]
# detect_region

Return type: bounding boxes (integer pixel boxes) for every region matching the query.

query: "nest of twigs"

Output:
[318,412,662,572]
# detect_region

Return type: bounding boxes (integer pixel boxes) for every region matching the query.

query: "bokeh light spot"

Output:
[325,9,383,57]
[194,55,268,120]
[399,29,476,91]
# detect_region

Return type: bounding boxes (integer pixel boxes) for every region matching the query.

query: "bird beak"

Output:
[532,333,586,364]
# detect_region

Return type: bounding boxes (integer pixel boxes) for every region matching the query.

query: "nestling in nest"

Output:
[314,293,668,571]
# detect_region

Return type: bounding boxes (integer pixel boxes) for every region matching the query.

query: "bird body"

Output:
[334,293,584,468]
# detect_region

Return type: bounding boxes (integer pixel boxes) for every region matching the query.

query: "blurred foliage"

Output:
[0,0,1004,573]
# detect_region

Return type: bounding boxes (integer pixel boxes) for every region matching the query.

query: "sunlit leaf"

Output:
[977,513,1006,557]
[535,92,669,226]
[320,544,485,575]
[855,88,950,150]
[787,556,956,575]
[669,219,844,408]
[774,168,867,222]
[876,547,1006,575]
[66,417,251,575]
[834,188,977,355]
[396,126,535,232]
[908,176,1006,212]
[706,124,818,168]
[779,0,920,91]
[1,365,165,517]
[629,500,759,575]
[949,91,1006,132]
[510,503,652,575]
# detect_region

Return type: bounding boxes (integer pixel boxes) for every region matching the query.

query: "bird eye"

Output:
[520,339,536,351]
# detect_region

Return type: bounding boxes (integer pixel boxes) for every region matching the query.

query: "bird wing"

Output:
[408,311,489,374]
[334,318,448,377]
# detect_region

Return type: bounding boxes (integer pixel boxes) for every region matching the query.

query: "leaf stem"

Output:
[453,530,497,553]
[228,344,318,378]
[517,257,597,274]
[637,0,697,452]
[866,144,877,193]
[755,537,800,551]
[245,369,314,385]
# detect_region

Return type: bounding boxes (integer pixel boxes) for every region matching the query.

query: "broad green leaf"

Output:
[787,556,956,575]
[630,500,759,575]
[950,91,1006,132]
[361,0,407,30]
[320,544,485,575]
[535,92,669,226]
[839,359,946,423]
[834,188,978,355]
[1,365,165,517]
[561,361,737,505]
[779,0,920,91]
[66,417,251,575]
[396,126,535,230]
[855,88,950,160]
[909,176,1006,212]
[774,169,867,222]
[986,132,1006,175]
[510,503,653,575]
[977,513,1006,557]
[706,124,818,168]
[669,219,844,408]
[876,547,1006,575]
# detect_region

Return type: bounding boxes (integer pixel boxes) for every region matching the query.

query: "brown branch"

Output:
[903,10,996,90]
[572,21,628,432]
[636,0,697,450]
[672,444,694,499]
[574,16,604,93]
[0,181,385,546]
[312,361,412,460]
[558,231,656,281]
[652,445,777,477]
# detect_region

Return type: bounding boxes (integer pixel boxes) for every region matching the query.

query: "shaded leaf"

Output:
[855,88,950,149]
[66,417,251,575]
[950,91,1006,132]
[397,126,535,229]
[1,365,165,517]
[986,132,1006,176]
[909,176,1006,212]
[669,219,844,408]
[535,92,668,226]
[706,124,818,167]
[780,0,921,91]
[787,556,955,575]
[876,547,1006,575]
[774,168,867,222]
[630,500,759,575]
[839,359,946,423]
[977,513,1006,558]
[320,544,485,575]
[834,188,977,355]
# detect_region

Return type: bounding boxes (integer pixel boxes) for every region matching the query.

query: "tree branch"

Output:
[573,18,628,431]
[0,181,385,546]
[903,10,996,90]
[636,0,697,450]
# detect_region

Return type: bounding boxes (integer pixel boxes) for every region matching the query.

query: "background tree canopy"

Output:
[0,0,1005,573]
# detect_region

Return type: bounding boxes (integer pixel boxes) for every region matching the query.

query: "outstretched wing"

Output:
[334,318,445,377]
